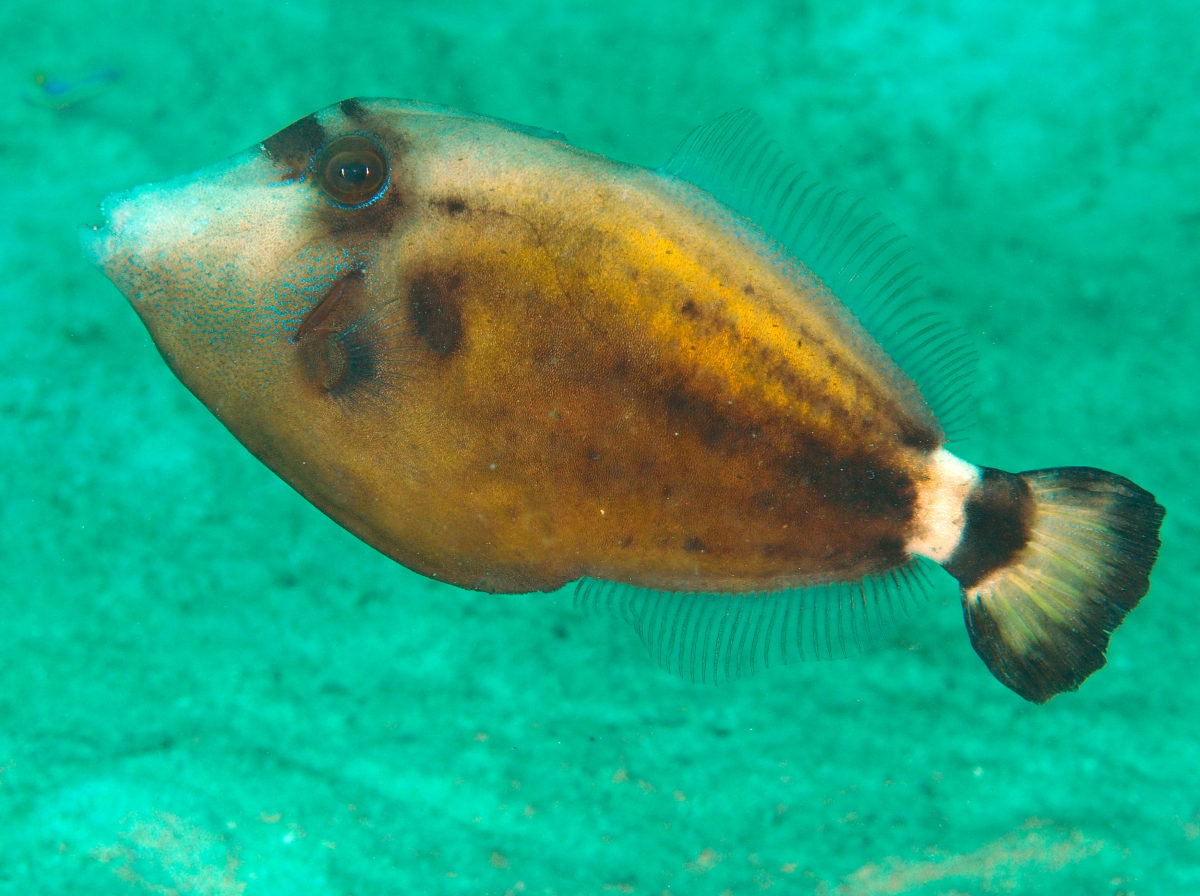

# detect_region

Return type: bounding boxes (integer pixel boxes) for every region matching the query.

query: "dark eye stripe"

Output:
[261,113,328,181]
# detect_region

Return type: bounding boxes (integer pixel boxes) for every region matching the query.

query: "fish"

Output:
[25,67,121,110]
[81,98,1164,703]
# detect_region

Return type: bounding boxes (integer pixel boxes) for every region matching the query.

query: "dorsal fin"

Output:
[662,110,976,437]
[575,561,936,684]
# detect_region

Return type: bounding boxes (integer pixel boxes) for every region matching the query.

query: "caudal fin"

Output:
[943,466,1164,703]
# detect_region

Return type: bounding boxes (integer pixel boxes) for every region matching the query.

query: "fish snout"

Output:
[80,147,306,304]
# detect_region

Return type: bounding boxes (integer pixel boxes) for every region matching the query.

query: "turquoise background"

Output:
[2,1,1196,892]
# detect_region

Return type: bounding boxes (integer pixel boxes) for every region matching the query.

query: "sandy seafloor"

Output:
[2,1,1198,893]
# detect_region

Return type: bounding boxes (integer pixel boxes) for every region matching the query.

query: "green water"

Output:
[2,1,1195,892]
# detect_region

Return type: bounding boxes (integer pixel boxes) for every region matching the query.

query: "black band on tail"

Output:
[944,466,1164,704]
[943,467,1034,590]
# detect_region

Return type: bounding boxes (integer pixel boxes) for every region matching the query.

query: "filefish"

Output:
[82,98,1164,703]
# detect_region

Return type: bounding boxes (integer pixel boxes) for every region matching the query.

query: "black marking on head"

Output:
[339,97,369,122]
[944,468,1035,590]
[683,536,707,553]
[680,299,701,319]
[409,270,464,357]
[262,114,327,180]
[432,196,469,216]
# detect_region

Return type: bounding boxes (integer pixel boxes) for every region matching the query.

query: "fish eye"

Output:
[315,136,389,207]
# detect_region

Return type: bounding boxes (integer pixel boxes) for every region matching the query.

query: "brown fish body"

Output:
[138,102,938,592]
[85,99,1163,702]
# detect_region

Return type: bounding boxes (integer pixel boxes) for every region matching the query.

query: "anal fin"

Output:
[575,562,934,684]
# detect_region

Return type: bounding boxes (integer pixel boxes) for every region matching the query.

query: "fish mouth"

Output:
[79,219,112,271]
[78,185,142,274]
[78,196,116,270]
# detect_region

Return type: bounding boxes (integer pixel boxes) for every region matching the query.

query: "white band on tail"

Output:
[906,449,980,563]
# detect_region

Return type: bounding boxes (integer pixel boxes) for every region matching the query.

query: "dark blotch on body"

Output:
[432,196,469,216]
[898,424,939,452]
[664,386,736,448]
[781,448,915,520]
[409,270,464,356]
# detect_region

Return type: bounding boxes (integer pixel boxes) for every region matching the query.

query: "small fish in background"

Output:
[25,67,120,111]
[80,98,1164,703]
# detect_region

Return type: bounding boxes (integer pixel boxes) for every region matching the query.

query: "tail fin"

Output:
[943,467,1164,703]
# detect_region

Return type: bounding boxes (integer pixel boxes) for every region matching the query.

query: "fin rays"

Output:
[959,467,1164,703]
[663,110,976,439]
[575,561,935,685]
